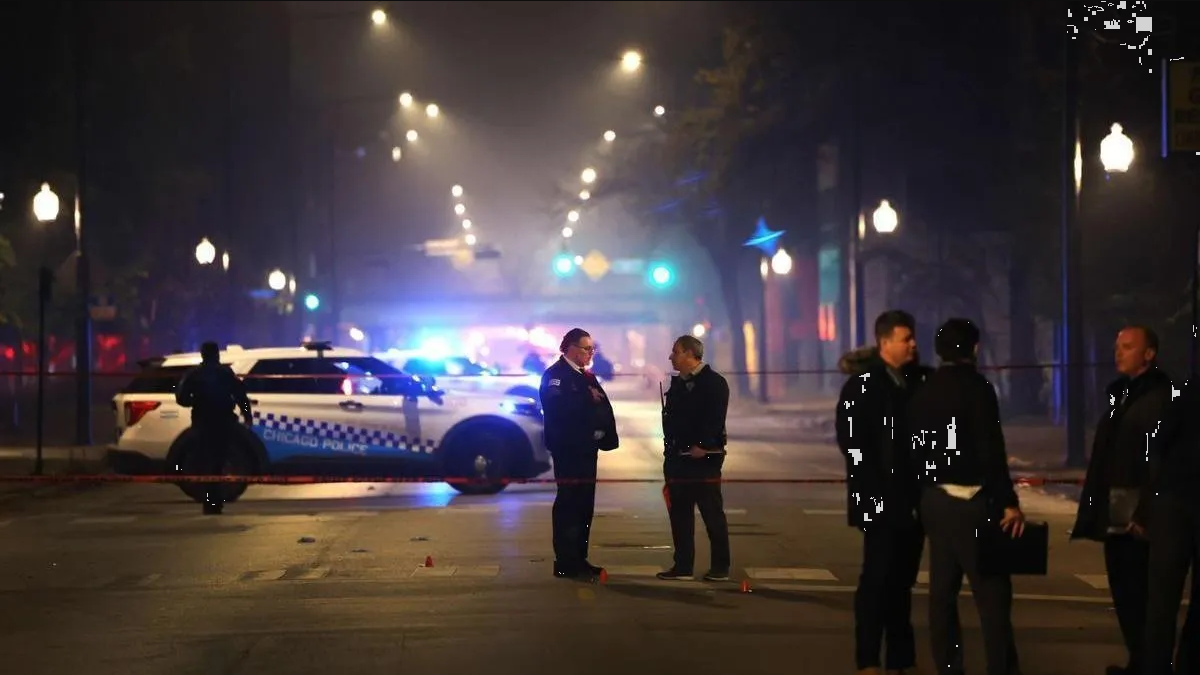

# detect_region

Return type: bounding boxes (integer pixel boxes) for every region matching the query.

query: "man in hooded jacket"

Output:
[835,310,933,675]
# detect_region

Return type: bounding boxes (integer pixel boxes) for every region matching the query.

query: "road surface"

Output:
[0,398,1182,674]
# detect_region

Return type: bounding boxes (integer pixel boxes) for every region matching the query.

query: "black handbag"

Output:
[977,520,1049,576]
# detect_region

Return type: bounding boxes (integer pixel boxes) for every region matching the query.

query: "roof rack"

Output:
[302,340,334,356]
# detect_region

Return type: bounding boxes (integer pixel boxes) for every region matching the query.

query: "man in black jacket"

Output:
[540,328,620,579]
[1141,376,1200,675]
[656,335,732,582]
[1070,325,1173,675]
[910,318,1025,675]
[835,310,931,675]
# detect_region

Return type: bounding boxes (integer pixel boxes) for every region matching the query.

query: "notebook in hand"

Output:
[977,520,1049,576]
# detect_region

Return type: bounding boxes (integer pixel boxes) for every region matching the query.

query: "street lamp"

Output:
[399,92,413,107]
[581,167,597,184]
[451,184,463,197]
[603,130,616,142]
[770,248,793,275]
[370,9,387,26]
[621,50,642,72]
[562,226,574,238]
[267,269,287,291]
[1100,123,1134,173]
[32,184,60,222]
[579,190,590,201]
[195,237,216,265]
[454,203,466,216]
[462,219,472,230]
[567,210,579,222]
[391,146,402,162]
[653,105,666,117]
[221,251,230,272]
[465,233,477,246]
[406,129,418,142]
[425,103,440,118]
[871,200,899,234]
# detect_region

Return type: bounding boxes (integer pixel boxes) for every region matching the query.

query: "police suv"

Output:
[108,342,551,503]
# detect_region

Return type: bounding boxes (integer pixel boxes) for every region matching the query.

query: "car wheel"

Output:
[171,431,257,505]
[445,426,512,495]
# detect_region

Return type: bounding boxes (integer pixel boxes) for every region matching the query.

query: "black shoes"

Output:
[655,568,730,581]
[553,561,603,579]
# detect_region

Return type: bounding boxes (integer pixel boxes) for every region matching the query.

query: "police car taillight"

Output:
[341,378,353,397]
[124,401,161,426]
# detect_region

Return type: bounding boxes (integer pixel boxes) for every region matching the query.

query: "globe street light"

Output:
[872,199,899,234]
[195,237,216,265]
[267,269,287,291]
[32,183,60,222]
[603,130,616,142]
[451,184,463,198]
[621,50,642,72]
[425,103,440,118]
[391,146,402,162]
[567,210,579,222]
[454,203,466,216]
[221,251,230,271]
[406,129,419,142]
[1100,123,1134,173]
[653,105,666,117]
[462,219,472,230]
[464,233,477,246]
[579,189,590,201]
[399,92,413,107]
[370,8,387,26]
[581,167,597,184]
[561,226,574,239]
[770,248,793,276]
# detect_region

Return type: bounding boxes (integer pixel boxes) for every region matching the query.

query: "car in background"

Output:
[378,351,543,405]
[109,342,551,503]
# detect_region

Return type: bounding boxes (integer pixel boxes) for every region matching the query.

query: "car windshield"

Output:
[329,357,405,396]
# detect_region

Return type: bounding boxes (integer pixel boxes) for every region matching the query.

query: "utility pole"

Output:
[1062,4,1087,468]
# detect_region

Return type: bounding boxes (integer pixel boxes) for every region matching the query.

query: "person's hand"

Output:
[1127,520,1148,540]
[688,446,706,459]
[1000,506,1026,538]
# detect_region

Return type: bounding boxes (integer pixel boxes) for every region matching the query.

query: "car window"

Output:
[122,365,192,394]
[330,357,405,396]
[402,358,444,377]
[245,359,330,395]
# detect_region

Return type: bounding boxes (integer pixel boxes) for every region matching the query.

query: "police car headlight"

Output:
[500,397,542,421]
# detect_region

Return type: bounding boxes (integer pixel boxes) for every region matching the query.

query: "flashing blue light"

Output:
[552,254,575,277]
[648,262,674,288]
[420,337,451,360]
[303,293,320,311]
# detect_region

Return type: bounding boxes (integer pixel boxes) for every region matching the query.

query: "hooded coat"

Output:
[834,346,933,530]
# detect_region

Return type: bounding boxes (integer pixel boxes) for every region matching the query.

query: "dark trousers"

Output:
[551,449,599,568]
[664,458,730,574]
[192,420,233,509]
[1105,534,1150,672]
[921,487,1019,675]
[855,507,924,670]
[1144,493,1200,675]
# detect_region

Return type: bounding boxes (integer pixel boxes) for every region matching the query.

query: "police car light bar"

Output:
[302,340,334,354]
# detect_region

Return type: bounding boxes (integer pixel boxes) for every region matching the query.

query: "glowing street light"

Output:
[391,146,402,162]
[195,237,216,265]
[692,323,706,338]
[221,251,230,271]
[462,219,472,230]
[770,248,793,275]
[561,226,574,238]
[399,92,413,107]
[454,203,466,216]
[872,199,899,234]
[653,105,666,117]
[425,103,440,118]
[451,184,463,197]
[579,190,591,201]
[267,269,287,291]
[581,167,597,184]
[1100,123,1134,173]
[465,233,477,246]
[621,50,642,72]
[567,210,579,223]
[603,130,616,142]
[32,183,60,222]
[406,129,419,142]
[370,8,387,26]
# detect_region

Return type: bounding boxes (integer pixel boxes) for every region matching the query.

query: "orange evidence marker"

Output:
[424,556,434,567]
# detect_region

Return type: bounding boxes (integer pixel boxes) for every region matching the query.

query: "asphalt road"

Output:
[0,398,1186,674]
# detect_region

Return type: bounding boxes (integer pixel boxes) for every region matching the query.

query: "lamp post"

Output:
[195,238,217,265]
[30,185,62,476]
[849,199,901,346]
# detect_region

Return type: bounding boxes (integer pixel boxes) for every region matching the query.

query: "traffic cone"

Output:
[424,556,434,568]
[740,579,751,593]
[598,569,609,584]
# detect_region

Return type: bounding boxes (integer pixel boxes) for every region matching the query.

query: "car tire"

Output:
[444,425,514,496]
[169,428,260,505]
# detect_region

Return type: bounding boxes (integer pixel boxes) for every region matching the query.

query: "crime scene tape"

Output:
[0,474,1086,487]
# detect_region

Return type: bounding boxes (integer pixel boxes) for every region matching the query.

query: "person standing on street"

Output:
[1141,375,1200,675]
[1071,326,1173,675]
[910,318,1025,675]
[174,341,253,515]
[656,335,732,582]
[540,328,619,579]
[835,310,931,675]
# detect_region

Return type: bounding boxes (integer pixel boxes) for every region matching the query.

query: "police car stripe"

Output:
[252,412,438,454]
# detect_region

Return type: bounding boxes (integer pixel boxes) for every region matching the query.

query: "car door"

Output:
[242,358,368,461]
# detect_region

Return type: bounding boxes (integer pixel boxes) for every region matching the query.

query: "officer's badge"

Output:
[549,378,561,387]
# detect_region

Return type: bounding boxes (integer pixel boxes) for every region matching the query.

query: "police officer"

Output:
[540,328,619,578]
[656,335,732,582]
[175,341,253,515]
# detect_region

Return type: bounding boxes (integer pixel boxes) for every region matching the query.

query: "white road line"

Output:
[745,567,838,581]
[441,505,501,514]
[410,566,457,578]
[602,565,664,577]
[289,567,331,581]
[595,506,625,514]
[802,509,847,516]
[1075,574,1109,590]
[453,565,502,578]
[243,570,287,582]
[724,508,748,516]
[744,583,1129,604]
[70,516,137,525]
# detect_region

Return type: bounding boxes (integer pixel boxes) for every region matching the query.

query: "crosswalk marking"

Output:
[70,516,137,525]
[1075,574,1109,590]
[724,508,748,516]
[745,567,838,581]
[602,565,664,577]
[287,567,331,581]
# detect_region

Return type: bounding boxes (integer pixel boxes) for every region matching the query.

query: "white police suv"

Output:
[108,342,550,503]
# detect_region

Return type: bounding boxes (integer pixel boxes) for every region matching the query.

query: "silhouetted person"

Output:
[910,318,1025,675]
[540,328,618,578]
[656,335,731,582]
[175,341,253,515]
[1071,326,1172,675]
[835,310,931,675]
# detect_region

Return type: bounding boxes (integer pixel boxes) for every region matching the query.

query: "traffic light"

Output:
[303,293,320,311]
[647,261,674,288]
[552,254,576,277]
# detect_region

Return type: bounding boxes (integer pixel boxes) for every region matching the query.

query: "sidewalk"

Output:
[0,446,111,501]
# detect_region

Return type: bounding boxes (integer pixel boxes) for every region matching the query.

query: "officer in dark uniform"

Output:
[540,327,619,579]
[656,335,732,582]
[175,341,253,515]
